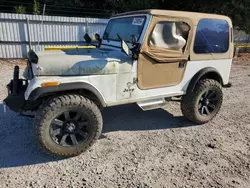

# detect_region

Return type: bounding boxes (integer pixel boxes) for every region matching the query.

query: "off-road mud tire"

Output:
[181,79,223,124]
[34,94,103,157]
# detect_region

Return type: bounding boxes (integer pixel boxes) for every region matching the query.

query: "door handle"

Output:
[178,62,186,68]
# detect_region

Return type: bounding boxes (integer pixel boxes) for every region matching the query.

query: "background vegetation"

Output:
[0,0,249,33]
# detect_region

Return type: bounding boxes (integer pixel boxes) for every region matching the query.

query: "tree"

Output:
[14,5,26,14]
[2,0,250,33]
[33,0,40,15]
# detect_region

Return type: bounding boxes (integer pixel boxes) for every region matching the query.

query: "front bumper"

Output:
[3,66,28,112]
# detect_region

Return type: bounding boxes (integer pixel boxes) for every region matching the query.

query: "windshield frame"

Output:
[102,15,148,44]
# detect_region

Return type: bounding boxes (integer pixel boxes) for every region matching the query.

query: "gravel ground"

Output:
[0,59,249,188]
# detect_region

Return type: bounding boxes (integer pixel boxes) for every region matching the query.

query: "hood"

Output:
[32,48,132,76]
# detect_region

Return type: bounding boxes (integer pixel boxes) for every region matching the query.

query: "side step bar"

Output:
[137,98,167,111]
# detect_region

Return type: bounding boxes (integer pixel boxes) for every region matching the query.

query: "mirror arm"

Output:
[97,39,102,48]
[131,43,140,60]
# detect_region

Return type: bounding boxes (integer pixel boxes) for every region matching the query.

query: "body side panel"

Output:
[25,59,232,106]
[115,59,231,105]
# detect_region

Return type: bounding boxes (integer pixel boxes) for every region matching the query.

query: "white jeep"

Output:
[4,9,233,157]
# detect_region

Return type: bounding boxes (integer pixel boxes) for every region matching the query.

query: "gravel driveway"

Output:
[0,60,249,188]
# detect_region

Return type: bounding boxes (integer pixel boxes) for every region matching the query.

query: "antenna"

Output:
[37,4,46,48]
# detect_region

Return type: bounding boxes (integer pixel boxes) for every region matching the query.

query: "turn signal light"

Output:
[41,81,59,87]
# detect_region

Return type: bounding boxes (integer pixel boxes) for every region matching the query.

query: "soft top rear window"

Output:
[194,19,229,54]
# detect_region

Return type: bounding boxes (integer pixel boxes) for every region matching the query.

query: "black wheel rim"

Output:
[50,110,89,146]
[198,89,220,116]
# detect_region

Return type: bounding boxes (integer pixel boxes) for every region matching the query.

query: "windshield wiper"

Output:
[117,34,122,41]
[103,31,109,42]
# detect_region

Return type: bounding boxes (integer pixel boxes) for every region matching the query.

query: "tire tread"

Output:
[35,94,102,157]
[181,79,223,124]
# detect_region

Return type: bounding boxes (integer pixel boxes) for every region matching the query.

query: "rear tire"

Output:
[181,79,223,124]
[35,94,103,157]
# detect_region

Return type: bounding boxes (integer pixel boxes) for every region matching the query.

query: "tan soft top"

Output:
[113,9,233,62]
[112,9,232,26]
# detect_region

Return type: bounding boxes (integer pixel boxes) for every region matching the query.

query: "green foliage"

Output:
[6,0,250,33]
[33,0,40,15]
[189,0,250,33]
[14,5,26,14]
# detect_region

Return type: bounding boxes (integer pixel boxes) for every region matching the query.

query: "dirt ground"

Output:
[0,56,249,188]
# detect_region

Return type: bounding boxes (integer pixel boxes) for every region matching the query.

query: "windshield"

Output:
[103,16,146,42]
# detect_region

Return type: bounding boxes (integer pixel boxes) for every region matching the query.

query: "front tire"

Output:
[35,94,103,157]
[181,79,223,124]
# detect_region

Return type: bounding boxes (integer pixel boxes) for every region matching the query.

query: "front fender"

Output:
[26,79,106,107]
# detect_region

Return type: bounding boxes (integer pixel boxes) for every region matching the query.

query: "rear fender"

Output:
[188,67,223,92]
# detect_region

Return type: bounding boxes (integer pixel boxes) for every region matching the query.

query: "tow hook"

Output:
[3,101,7,113]
[19,112,35,118]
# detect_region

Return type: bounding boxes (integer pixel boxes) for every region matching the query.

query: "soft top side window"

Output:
[149,21,190,52]
[194,19,229,54]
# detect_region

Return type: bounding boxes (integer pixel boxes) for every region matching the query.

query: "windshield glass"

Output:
[103,16,146,42]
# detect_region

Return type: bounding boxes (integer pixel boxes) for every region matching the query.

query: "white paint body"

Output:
[24,13,233,108]
[25,58,232,106]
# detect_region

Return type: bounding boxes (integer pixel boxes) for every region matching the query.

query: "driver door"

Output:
[137,16,193,89]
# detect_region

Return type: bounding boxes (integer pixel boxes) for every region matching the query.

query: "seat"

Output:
[150,22,186,51]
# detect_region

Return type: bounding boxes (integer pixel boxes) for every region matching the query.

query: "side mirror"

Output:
[95,33,102,48]
[95,33,101,41]
[130,35,140,59]
[121,40,130,56]
[130,35,138,46]
[84,33,92,44]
